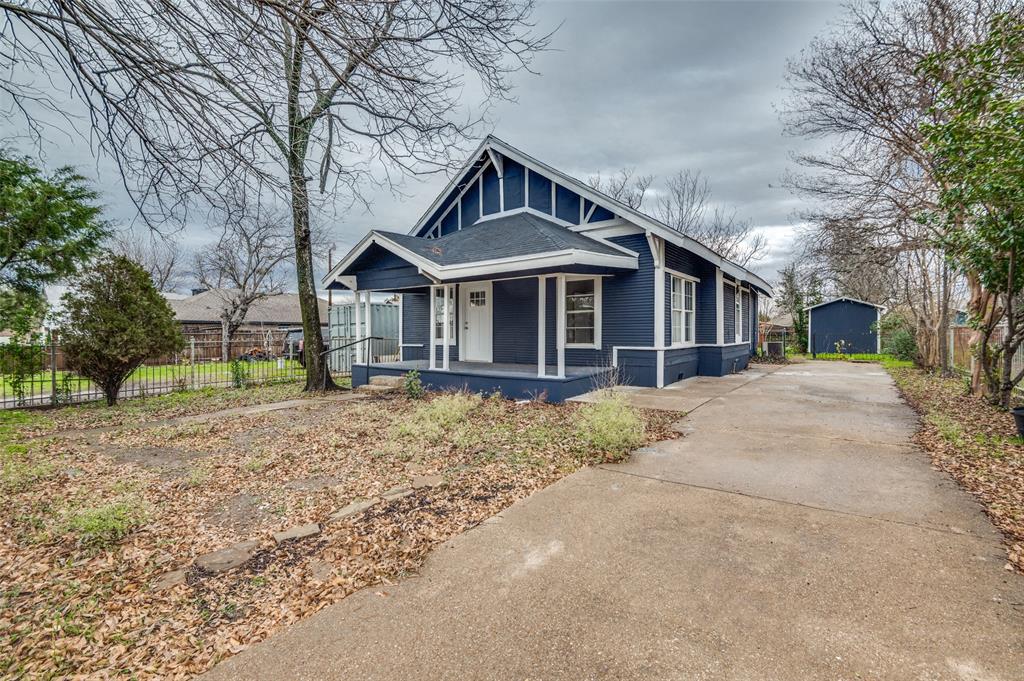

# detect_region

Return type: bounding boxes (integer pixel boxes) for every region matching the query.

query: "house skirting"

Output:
[615,344,751,387]
[353,364,614,403]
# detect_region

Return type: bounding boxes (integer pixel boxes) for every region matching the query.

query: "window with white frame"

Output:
[565,278,599,347]
[433,287,455,344]
[734,290,743,342]
[670,275,696,345]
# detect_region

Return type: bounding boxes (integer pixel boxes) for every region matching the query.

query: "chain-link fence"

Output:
[0,331,315,409]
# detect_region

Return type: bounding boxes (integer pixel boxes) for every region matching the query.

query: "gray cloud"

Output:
[0,0,842,288]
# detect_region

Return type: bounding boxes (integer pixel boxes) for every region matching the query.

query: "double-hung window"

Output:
[565,277,600,347]
[670,275,696,345]
[433,286,455,344]
[735,290,743,342]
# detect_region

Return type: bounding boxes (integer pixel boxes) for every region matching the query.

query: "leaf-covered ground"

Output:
[889,367,1024,571]
[1,390,678,678]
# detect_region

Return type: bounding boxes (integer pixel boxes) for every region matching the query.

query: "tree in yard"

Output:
[0,151,107,320]
[586,168,653,210]
[110,229,187,293]
[60,256,184,406]
[920,12,1024,407]
[193,210,293,362]
[781,0,1018,373]
[656,170,767,267]
[1,0,550,392]
[775,263,807,352]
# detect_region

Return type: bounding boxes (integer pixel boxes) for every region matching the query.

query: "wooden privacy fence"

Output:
[948,325,1024,394]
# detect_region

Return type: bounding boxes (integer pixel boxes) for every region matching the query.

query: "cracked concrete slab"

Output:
[205,361,1024,681]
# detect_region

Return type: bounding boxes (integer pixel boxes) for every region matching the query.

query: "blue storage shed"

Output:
[806,297,885,355]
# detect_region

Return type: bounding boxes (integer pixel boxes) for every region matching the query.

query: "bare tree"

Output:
[587,168,652,210]
[194,211,292,362]
[110,229,186,292]
[656,169,767,266]
[781,0,1015,374]
[1,0,549,390]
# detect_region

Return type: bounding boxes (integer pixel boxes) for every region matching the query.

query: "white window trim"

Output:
[735,289,743,343]
[564,275,602,349]
[431,285,456,346]
[669,273,698,348]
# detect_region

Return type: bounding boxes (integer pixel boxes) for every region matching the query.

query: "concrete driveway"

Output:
[206,362,1024,680]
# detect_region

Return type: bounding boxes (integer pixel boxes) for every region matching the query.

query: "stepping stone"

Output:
[152,569,186,591]
[273,523,321,544]
[195,540,259,573]
[328,498,378,523]
[381,486,413,501]
[411,474,444,489]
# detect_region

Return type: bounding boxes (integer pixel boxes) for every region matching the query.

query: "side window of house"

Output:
[565,279,595,345]
[671,275,695,345]
[734,291,742,342]
[433,287,455,342]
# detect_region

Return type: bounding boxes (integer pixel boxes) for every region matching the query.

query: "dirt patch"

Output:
[113,446,211,477]
[1,391,679,678]
[206,493,273,533]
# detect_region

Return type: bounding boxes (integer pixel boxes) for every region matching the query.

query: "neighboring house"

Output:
[806,297,885,355]
[168,289,328,334]
[323,136,773,401]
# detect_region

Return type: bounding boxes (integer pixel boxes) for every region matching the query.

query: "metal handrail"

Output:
[318,336,386,387]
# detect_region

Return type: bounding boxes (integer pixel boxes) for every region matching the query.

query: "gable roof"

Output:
[409,135,773,296]
[169,289,328,325]
[329,211,638,287]
[378,212,628,266]
[805,296,886,312]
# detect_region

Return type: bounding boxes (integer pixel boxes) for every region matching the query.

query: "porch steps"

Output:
[355,374,406,394]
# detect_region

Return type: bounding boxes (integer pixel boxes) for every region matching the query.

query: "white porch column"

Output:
[353,290,363,364]
[442,284,451,371]
[555,274,566,379]
[649,234,666,388]
[364,292,373,362]
[715,268,725,345]
[537,276,546,377]
[428,285,437,370]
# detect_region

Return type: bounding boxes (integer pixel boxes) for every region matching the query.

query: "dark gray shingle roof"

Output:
[375,212,627,266]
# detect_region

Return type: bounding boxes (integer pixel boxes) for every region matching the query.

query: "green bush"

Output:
[64,500,146,547]
[395,392,482,442]
[883,329,918,362]
[575,392,645,461]
[229,359,250,388]
[403,369,426,399]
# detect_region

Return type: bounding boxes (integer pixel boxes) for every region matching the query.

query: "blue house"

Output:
[806,297,885,355]
[323,137,773,401]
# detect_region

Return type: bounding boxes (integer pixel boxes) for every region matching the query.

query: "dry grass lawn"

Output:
[1,387,678,678]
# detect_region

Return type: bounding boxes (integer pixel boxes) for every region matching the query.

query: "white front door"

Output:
[461,281,493,362]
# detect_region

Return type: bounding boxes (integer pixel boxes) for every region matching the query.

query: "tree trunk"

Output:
[221,319,230,362]
[289,165,336,392]
[938,261,951,377]
[999,251,1016,409]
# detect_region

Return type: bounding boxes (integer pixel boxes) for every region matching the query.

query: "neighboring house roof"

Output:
[768,312,794,329]
[405,135,773,296]
[805,296,886,312]
[168,289,329,325]
[376,212,629,266]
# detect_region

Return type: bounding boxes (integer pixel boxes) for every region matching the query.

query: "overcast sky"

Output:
[1,0,843,291]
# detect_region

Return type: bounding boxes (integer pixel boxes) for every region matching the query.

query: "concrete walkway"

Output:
[206,362,1024,680]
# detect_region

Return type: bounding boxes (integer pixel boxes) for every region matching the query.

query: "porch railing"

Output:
[319,336,399,386]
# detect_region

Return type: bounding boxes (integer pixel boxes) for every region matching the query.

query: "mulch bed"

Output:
[0,392,678,678]
[889,367,1024,571]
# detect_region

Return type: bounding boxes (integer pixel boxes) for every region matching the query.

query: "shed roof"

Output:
[805,296,886,312]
